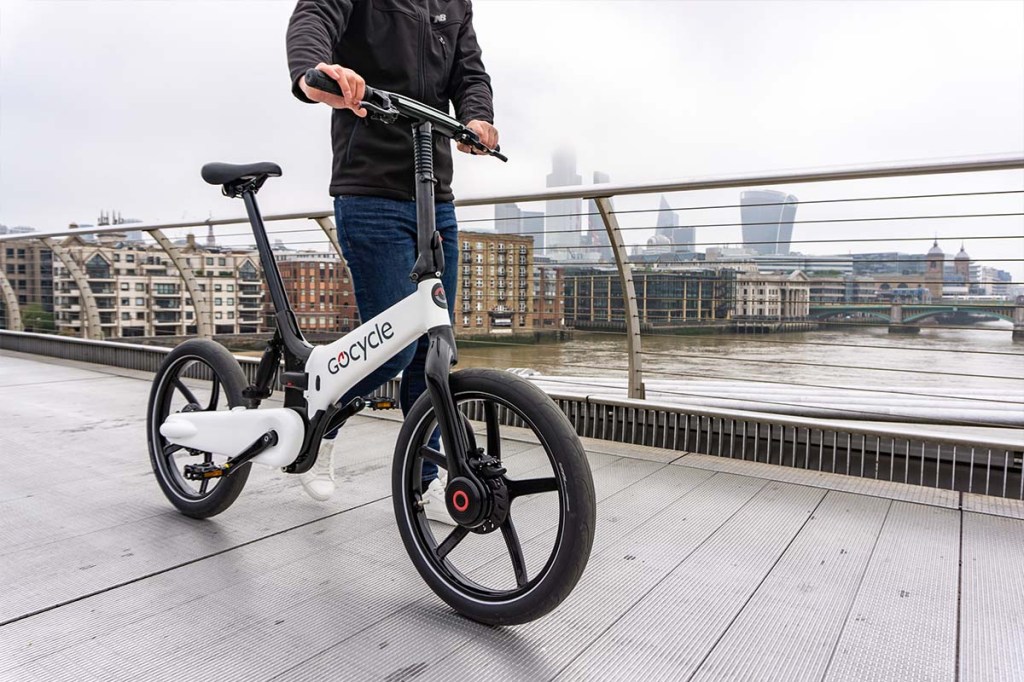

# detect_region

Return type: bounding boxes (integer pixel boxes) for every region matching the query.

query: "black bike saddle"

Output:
[201,162,282,186]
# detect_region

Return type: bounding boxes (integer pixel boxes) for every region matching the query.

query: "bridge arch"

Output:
[903,307,1014,324]
[809,309,892,323]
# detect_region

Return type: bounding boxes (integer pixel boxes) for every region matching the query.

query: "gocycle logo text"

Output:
[327,322,395,374]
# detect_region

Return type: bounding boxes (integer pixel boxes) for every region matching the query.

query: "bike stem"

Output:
[411,121,474,482]
[410,122,445,284]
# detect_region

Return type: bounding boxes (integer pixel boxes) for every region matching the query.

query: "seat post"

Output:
[241,189,311,367]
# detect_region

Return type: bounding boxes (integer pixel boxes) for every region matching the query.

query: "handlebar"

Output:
[304,68,507,162]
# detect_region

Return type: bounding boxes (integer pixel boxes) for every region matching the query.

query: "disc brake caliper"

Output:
[444,451,510,533]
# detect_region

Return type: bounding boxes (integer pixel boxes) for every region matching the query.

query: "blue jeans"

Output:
[324,196,459,484]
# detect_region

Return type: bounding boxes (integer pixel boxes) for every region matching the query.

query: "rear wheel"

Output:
[147,339,251,518]
[392,369,596,625]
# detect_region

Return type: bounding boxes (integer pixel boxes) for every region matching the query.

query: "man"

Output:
[286,0,498,521]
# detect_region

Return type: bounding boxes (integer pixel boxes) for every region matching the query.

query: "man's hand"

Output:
[458,120,498,155]
[300,63,367,118]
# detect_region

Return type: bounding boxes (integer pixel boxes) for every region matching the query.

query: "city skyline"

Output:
[1,1,1021,279]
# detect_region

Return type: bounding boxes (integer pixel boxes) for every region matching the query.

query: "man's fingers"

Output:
[321,63,347,95]
[465,120,499,151]
[311,63,368,116]
[352,75,366,106]
[343,72,359,106]
[479,124,497,149]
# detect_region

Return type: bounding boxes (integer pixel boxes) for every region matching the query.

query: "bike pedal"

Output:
[183,462,226,480]
[368,396,399,410]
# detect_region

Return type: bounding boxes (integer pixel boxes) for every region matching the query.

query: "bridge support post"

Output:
[596,197,645,400]
[314,216,345,262]
[887,303,920,335]
[0,269,23,331]
[151,229,213,338]
[43,237,103,339]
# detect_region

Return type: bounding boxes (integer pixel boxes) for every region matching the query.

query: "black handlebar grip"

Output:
[303,68,378,102]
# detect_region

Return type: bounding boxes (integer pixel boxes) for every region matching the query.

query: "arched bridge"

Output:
[809,302,1024,338]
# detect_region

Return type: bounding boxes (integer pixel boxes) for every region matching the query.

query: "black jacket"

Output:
[287,0,494,202]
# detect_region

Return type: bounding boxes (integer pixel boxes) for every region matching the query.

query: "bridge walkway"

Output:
[0,350,1021,681]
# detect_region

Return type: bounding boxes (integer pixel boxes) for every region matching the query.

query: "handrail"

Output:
[3,153,1021,244]
[456,153,1024,206]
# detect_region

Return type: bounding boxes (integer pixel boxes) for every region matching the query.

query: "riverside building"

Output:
[456,230,535,335]
[564,267,735,331]
[0,235,53,317]
[271,251,358,334]
[51,232,264,337]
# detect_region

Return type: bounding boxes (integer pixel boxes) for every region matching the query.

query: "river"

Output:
[453,323,1024,426]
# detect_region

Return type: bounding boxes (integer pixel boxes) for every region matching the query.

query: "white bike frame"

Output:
[160,279,451,469]
[305,279,450,415]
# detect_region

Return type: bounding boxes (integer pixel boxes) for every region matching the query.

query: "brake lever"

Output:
[359,94,400,124]
[454,131,508,163]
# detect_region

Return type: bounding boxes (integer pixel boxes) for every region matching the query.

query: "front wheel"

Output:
[147,339,252,518]
[392,369,596,625]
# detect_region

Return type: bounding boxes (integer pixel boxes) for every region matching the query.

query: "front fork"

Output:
[423,323,477,484]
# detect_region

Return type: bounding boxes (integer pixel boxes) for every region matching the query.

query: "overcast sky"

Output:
[1,0,1022,275]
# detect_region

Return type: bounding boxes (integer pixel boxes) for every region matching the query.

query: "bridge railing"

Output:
[1,154,1022,496]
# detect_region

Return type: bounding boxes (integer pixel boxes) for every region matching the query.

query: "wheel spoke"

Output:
[173,378,199,407]
[484,401,501,460]
[207,377,220,411]
[436,525,469,560]
[506,477,558,499]
[500,516,529,587]
[419,446,447,470]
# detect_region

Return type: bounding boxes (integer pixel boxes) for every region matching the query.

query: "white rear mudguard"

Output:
[160,407,305,468]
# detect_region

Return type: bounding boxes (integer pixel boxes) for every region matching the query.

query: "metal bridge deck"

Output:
[1,350,1021,681]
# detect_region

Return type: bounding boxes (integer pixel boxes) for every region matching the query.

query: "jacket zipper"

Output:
[418,1,427,101]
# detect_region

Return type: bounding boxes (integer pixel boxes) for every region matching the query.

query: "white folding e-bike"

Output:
[146,73,596,625]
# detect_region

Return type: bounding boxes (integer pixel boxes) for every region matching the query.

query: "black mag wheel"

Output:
[392,368,596,625]
[147,339,251,519]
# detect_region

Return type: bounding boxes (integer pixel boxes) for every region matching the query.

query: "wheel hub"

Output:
[445,476,486,526]
[444,451,510,533]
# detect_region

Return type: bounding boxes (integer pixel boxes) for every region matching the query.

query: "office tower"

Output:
[545,149,583,261]
[740,190,798,256]
[495,204,522,236]
[496,203,545,250]
[654,196,696,253]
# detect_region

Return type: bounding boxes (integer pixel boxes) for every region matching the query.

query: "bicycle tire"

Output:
[147,339,252,518]
[392,368,596,625]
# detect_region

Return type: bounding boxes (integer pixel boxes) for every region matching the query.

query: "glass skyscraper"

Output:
[655,196,695,252]
[495,203,544,249]
[740,190,798,256]
[545,149,583,261]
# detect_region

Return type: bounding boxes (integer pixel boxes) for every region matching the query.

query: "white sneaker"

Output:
[300,439,336,502]
[422,473,457,525]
